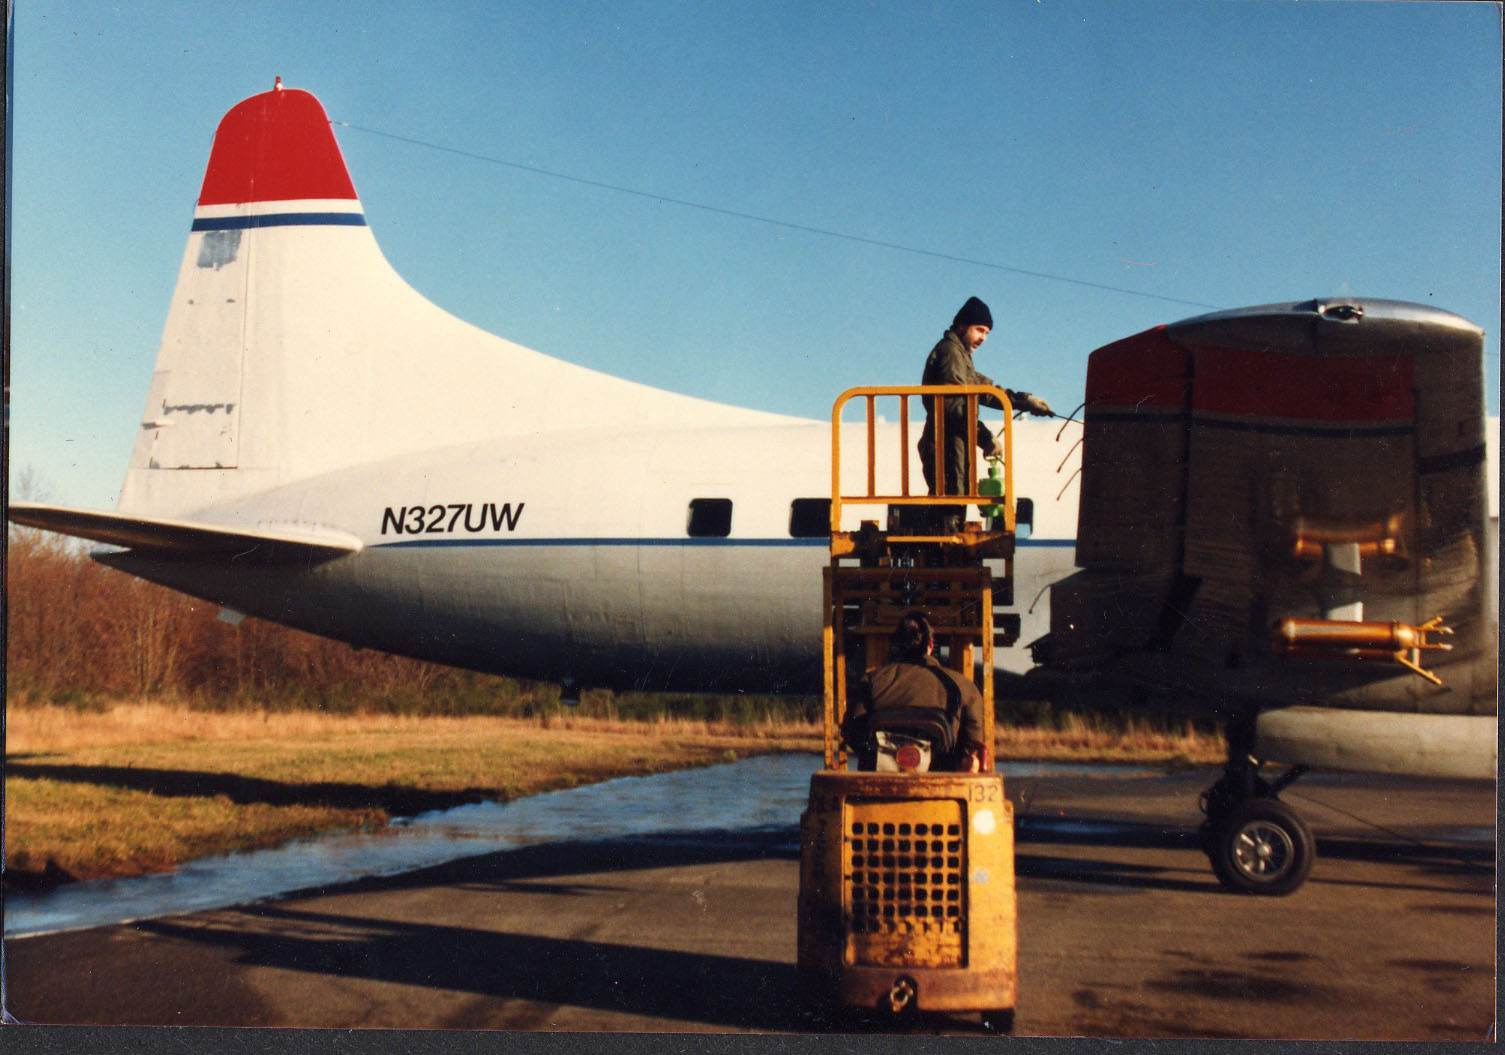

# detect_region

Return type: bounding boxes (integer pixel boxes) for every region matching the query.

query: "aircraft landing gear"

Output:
[1200,717,1314,896]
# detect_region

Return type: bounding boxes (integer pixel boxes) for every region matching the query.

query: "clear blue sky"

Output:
[8,0,1501,510]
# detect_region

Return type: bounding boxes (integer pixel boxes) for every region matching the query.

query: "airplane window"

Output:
[1016,497,1034,540]
[789,498,831,538]
[687,498,733,538]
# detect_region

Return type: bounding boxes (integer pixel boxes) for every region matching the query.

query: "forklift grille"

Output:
[844,798,966,967]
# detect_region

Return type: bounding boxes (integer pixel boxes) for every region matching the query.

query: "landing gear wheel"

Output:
[1207,797,1314,896]
[981,1008,1015,1034]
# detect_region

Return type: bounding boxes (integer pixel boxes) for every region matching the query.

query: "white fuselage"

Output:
[108,417,1082,693]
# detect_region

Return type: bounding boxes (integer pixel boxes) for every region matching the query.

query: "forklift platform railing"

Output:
[829,384,1016,554]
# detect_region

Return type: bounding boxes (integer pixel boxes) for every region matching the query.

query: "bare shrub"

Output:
[4,531,485,712]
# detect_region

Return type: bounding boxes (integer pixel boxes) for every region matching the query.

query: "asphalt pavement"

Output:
[3,766,1494,1039]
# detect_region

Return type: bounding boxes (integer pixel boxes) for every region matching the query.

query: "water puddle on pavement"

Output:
[6,755,1157,938]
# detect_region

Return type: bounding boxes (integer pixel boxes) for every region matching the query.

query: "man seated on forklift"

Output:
[841,611,989,773]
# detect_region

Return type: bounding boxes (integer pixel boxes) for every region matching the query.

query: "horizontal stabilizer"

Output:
[7,502,362,559]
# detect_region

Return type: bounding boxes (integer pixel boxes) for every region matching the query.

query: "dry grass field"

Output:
[5,700,825,888]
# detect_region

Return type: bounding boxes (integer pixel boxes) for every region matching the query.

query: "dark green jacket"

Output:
[840,656,986,753]
[918,329,1027,453]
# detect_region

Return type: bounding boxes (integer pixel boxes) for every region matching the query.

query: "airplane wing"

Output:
[7,501,362,560]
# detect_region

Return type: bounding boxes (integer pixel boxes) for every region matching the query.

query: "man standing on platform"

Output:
[918,296,1052,530]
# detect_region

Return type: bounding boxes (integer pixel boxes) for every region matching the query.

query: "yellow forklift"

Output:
[797,385,1019,1032]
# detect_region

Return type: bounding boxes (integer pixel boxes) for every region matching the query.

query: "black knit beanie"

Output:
[952,296,993,332]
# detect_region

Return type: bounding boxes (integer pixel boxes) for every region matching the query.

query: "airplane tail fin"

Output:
[125,86,359,501]
[120,82,792,520]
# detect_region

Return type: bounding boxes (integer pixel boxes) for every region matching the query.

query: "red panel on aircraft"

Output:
[1085,327,1190,410]
[198,88,357,205]
[1192,347,1414,422]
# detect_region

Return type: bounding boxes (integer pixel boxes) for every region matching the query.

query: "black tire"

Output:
[981,1008,1015,1034]
[1207,797,1315,896]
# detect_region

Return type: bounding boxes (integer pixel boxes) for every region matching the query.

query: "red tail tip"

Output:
[198,87,357,206]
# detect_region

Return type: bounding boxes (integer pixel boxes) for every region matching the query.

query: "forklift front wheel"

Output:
[982,1008,1015,1034]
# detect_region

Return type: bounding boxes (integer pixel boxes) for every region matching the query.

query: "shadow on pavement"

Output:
[5,761,489,816]
[126,830,1010,1033]
[1014,812,1494,895]
[142,904,805,1031]
[306,826,799,900]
